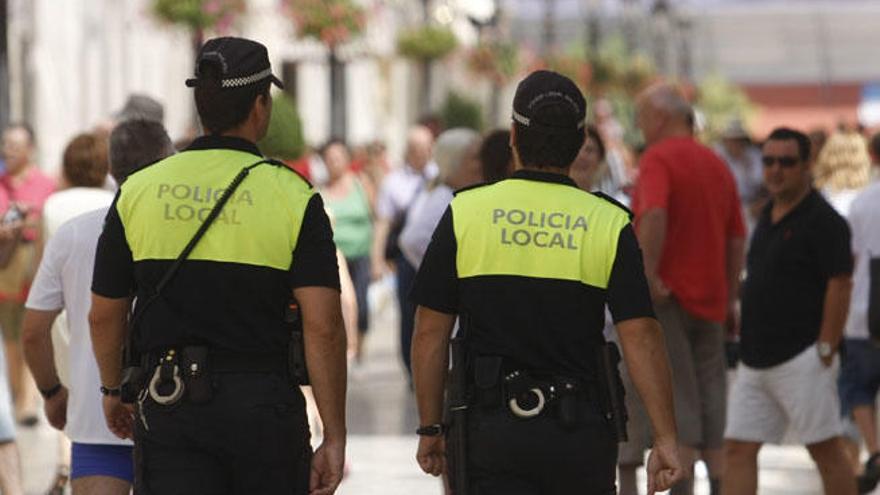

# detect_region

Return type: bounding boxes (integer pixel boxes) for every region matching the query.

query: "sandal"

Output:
[858,452,880,494]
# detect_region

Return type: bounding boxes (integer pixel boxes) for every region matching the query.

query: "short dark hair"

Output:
[109,119,174,184]
[479,129,513,183]
[765,127,811,162]
[869,132,880,160]
[62,132,109,188]
[319,137,348,159]
[193,61,270,134]
[513,120,585,169]
[585,125,606,162]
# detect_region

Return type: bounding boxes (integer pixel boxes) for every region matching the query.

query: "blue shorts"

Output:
[838,338,880,416]
[71,443,134,482]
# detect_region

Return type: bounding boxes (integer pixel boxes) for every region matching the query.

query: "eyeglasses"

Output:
[761,155,800,168]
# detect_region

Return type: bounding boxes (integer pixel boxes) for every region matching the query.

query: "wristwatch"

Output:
[817,342,834,359]
[39,383,62,400]
[100,385,122,397]
[416,424,446,436]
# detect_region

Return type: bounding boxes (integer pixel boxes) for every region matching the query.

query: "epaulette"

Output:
[453,181,493,196]
[263,157,315,189]
[590,191,634,221]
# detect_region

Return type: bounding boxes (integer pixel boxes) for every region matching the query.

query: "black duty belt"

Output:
[142,348,288,374]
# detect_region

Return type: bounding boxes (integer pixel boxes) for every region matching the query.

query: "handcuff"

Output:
[147,350,185,406]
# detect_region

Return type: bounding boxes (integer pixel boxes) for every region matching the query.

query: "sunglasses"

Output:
[761,155,800,168]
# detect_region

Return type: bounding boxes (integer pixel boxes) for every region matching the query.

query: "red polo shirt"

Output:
[632,136,745,323]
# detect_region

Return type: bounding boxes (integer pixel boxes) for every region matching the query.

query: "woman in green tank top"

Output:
[320,140,375,360]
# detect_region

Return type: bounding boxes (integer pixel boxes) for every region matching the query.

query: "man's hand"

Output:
[646,438,683,494]
[725,300,740,338]
[43,385,68,431]
[416,436,446,477]
[102,395,134,440]
[310,439,345,495]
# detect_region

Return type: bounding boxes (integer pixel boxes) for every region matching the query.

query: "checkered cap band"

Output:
[221,68,273,89]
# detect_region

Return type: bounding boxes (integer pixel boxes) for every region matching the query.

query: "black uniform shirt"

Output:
[91,135,340,355]
[411,170,654,379]
[740,189,853,368]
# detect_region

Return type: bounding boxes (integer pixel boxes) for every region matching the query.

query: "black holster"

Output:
[181,346,212,404]
[286,300,310,386]
[596,342,628,442]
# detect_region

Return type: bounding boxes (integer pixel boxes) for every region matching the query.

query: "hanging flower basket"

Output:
[283,0,366,49]
[466,40,520,85]
[397,25,458,62]
[153,0,246,31]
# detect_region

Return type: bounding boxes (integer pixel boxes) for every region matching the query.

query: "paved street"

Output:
[14,280,869,494]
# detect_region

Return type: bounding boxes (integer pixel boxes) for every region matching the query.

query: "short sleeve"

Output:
[92,195,135,298]
[375,177,397,221]
[25,227,67,311]
[290,194,341,290]
[813,209,854,278]
[607,224,655,322]
[634,151,670,215]
[410,207,458,314]
[848,201,864,256]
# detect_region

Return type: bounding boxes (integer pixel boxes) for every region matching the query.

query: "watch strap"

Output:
[39,383,62,400]
[416,423,446,436]
[100,386,122,397]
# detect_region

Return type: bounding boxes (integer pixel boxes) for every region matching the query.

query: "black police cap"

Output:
[185,37,284,90]
[512,70,586,135]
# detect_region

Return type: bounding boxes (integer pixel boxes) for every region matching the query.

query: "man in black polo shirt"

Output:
[724,127,856,495]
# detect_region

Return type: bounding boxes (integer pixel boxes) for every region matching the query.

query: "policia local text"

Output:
[157,183,254,224]
[492,208,589,250]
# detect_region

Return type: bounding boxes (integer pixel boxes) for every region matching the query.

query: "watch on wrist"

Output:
[39,383,62,400]
[817,342,833,359]
[100,386,121,397]
[416,424,446,436]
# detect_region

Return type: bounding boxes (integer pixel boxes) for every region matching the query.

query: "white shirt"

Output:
[376,162,438,221]
[399,185,454,268]
[42,187,115,238]
[26,208,131,446]
[844,180,880,339]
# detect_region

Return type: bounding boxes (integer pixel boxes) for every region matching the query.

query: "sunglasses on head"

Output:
[761,155,800,168]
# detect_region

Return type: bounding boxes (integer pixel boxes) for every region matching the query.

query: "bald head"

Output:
[636,83,693,146]
[405,125,434,172]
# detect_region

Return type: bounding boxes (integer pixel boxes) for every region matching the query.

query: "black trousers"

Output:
[134,372,311,495]
[463,399,618,495]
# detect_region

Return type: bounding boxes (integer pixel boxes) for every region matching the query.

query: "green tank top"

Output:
[323,177,373,259]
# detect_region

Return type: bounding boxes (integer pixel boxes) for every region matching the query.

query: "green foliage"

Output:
[152,0,245,30]
[397,25,459,61]
[440,92,484,131]
[696,73,755,141]
[285,0,366,48]
[258,94,305,161]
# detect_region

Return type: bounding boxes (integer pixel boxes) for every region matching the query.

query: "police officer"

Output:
[89,37,347,494]
[411,70,683,494]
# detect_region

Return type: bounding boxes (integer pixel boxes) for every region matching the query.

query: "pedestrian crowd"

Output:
[0,38,876,495]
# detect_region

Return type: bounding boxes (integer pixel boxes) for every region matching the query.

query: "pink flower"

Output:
[203,0,221,15]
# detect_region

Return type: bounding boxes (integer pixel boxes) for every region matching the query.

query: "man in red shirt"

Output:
[631,83,745,495]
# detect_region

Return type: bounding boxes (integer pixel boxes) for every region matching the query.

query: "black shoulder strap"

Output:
[125,158,275,351]
[152,158,274,294]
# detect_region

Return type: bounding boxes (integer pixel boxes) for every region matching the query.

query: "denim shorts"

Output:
[71,443,134,482]
[838,338,880,416]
